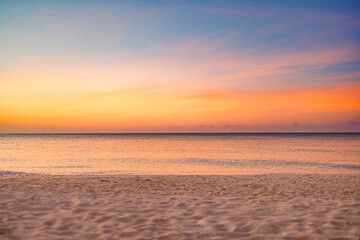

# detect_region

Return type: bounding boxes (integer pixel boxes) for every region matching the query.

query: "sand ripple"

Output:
[0,174,359,239]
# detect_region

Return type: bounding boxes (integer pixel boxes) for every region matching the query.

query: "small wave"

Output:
[0,171,35,175]
[171,158,360,171]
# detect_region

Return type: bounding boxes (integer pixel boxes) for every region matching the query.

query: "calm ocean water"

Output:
[0,133,359,175]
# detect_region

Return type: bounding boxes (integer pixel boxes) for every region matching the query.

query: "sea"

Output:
[0,133,359,175]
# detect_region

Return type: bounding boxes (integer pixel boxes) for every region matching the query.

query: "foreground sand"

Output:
[0,174,359,240]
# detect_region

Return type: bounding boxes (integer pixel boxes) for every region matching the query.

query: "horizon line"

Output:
[1,132,360,135]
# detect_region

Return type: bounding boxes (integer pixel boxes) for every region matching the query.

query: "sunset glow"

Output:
[1,0,359,132]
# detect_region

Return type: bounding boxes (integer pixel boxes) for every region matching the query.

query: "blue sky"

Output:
[0,0,359,132]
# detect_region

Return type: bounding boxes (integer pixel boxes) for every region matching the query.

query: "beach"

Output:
[0,174,359,240]
[2,0,360,239]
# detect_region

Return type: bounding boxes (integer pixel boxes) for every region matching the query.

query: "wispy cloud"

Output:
[1,1,360,132]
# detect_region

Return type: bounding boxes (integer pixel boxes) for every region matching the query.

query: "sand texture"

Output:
[0,174,359,240]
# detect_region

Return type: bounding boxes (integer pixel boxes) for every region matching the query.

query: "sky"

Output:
[0,0,359,133]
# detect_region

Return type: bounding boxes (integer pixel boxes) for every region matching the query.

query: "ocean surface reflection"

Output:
[0,133,359,175]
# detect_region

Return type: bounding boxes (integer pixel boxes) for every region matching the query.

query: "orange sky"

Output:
[1,82,359,132]
[1,1,360,132]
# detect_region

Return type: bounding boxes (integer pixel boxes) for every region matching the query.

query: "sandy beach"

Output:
[0,174,359,240]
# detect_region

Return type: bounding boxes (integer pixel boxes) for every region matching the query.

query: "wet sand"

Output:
[0,174,359,239]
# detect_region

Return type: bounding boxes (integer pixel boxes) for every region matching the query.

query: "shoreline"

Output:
[1,174,359,239]
[1,171,360,176]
